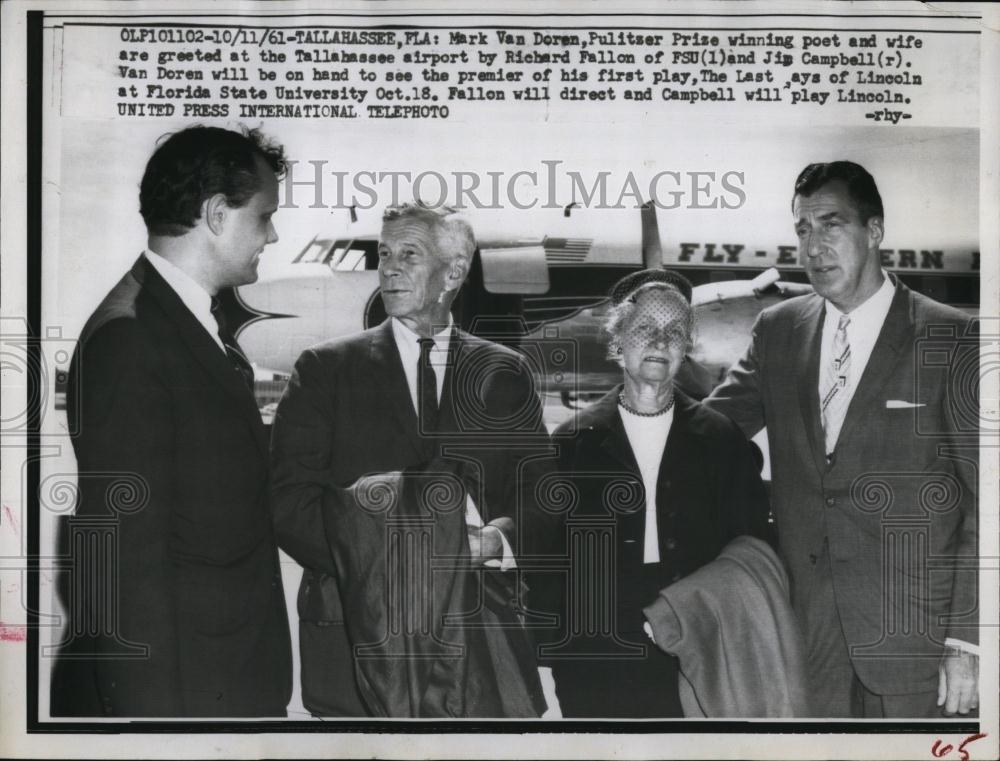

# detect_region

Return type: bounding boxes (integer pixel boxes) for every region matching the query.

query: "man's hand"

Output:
[467,524,503,564]
[938,648,979,715]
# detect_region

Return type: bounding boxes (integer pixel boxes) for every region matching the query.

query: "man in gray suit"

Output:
[705,161,978,718]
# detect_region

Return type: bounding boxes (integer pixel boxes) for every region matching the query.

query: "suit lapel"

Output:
[794,296,828,476]
[437,330,489,506]
[594,388,641,476]
[659,391,697,485]
[368,320,426,461]
[134,256,268,455]
[835,281,912,451]
[437,327,461,437]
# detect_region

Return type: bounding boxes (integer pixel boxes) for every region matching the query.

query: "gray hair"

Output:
[381,203,476,263]
[604,281,694,353]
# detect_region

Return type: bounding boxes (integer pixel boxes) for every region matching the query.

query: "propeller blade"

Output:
[640,201,663,269]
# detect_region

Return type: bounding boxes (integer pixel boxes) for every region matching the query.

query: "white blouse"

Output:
[618,403,674,564]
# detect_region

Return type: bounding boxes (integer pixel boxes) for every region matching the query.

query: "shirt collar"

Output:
[144,248,215,316]
[823,271,895,325]
[390,316,454,353]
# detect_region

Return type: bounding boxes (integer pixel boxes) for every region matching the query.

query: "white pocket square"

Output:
[886,400,926,409]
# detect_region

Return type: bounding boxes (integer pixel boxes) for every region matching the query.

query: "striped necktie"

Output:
[820,314,852,455]
[210,296,255,393]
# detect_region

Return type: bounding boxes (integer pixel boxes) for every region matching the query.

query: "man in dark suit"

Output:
[52,126,292,717]
[705,161,978,717]
[270,204,548,717]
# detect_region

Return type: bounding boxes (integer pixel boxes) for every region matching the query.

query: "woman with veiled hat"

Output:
[539,269,774,718]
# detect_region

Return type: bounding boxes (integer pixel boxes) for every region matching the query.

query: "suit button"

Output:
[809,553,818,565]
[825,497,836,507]
[666,510,677,519]
[665,538,677,551]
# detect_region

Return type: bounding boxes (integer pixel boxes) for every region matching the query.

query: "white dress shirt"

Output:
[389,317,515,570]
[144,250,226,354]
[818,272,894,425]
[390,316,450,413]
[816,274,977,657]
[619,403,674,564]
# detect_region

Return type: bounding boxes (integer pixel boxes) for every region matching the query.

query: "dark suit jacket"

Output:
[270,319,551,717]
[52,255,292,717]
[705,279,978,695]
[536,387,773,713]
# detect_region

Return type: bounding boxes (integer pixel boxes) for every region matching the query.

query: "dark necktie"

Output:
[210,295,255,393]
[417,337,439,434]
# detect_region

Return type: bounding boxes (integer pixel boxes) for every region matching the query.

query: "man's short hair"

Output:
[140,125,286,237]
[792,161,884,224]
[381,203,476,262]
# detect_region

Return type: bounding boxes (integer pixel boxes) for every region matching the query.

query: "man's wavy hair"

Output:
[381,202,476,262]
[139,125,286,237]
[792,160,884,224]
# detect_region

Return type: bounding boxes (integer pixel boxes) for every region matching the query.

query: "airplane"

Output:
[221,202,979,426]
[50,199,979,430]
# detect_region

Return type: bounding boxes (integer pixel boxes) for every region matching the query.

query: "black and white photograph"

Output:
[0,1,997,758]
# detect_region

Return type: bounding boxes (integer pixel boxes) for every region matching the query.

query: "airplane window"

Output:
[329,248,367,271]
[327,246,346,266]
[294,241,330,264]
[293,238,380,270]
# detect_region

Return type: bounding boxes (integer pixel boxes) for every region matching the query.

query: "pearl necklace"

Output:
[618,391,674,417]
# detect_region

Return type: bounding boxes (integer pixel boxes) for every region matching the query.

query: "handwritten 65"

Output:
[931,733,987,761]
